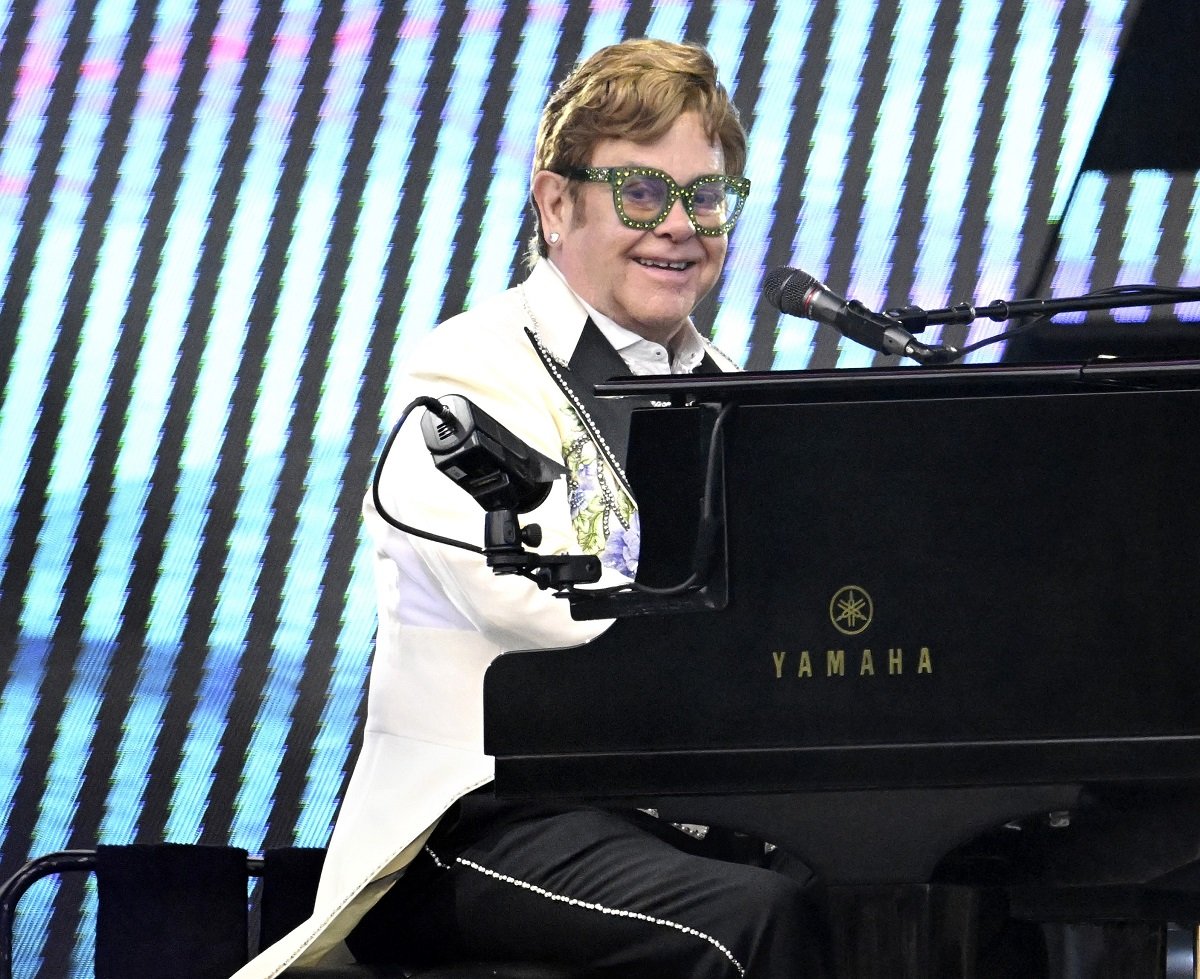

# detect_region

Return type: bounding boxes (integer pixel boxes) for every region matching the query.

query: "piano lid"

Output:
[591,358,1200,406]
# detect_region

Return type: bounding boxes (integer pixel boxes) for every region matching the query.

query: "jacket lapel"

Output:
[564,318,653,471]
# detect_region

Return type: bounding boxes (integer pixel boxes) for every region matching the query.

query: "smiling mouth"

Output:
[635,258,694,271]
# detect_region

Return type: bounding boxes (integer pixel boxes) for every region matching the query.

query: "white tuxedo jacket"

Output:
[231,259,737,976]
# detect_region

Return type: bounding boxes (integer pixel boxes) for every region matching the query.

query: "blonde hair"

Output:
[527,38,746,265]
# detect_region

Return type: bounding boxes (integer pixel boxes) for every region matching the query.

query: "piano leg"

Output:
[826,884,1034,979]
[826,885,1183,978]
[1042,921,1167,979]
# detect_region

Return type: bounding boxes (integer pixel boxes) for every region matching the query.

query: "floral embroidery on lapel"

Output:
[560,408,639,578]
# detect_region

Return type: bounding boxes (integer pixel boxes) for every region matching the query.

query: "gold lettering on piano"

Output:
[769,646,933,679]
[771,650,814,678]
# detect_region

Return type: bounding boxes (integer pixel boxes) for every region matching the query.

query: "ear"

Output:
[531,170,572,240]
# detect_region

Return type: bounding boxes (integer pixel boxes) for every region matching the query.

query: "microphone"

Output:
[763,267,959,365]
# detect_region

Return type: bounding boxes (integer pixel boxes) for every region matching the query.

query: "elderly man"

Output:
[235,38,826,979]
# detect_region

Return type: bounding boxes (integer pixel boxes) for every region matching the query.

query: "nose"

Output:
[654,196,695,239]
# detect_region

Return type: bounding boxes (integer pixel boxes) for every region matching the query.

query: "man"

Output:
[233,38,826,979]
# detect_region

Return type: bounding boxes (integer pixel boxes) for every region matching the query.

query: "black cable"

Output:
[558,399,735,600]
[956,283,1200,358]
[370,396,485,555]
[373,394,734,598]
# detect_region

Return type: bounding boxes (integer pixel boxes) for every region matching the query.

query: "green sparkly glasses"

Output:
[565,166,750,236]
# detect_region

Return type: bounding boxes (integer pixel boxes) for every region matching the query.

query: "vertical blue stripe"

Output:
[703,0,750,87]
[83,4,192,649]
[294,3,442,846]
[230,0,380,851]
[577,0,627,61]
[1179,174,1200,302]
[644,0,688,42]
[165,0,313,844]
[141,0,251,654]
[391,1,502,367]
[94,0,196,844]
[714,0,807,367]
[1049,170,1105,323]
[467,1,566,303]
[1051,0,1125,223]
[789,0,872,289]
[294,536,374,845]
[840,0,935,369]
[24,0,137,888]
[912,0,997,339]
[0,0,72,585]
[967,0,1060,360]
[127,0,253,843]
[1112,169,1169,323]
[0,2,13,62]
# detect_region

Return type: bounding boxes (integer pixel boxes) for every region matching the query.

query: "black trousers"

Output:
[347,805,828,979]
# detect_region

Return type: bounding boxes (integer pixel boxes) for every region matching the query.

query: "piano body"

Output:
[483,360,1200,976]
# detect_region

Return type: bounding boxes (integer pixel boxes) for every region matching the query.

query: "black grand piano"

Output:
[483,360,1200,977]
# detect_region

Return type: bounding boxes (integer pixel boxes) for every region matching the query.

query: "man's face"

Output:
[545,111,729,349]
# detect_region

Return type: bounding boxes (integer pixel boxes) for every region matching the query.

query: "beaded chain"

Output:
[424,845,747,977]
[519,284,635,544]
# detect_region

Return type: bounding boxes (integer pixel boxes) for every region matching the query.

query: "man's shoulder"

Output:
[411,284,526,359]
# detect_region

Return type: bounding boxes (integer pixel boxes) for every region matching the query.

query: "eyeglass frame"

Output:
[563,165,751,236]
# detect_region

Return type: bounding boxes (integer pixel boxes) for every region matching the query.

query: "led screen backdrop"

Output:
[1016,0,1200,360]
[0,0,1147,974]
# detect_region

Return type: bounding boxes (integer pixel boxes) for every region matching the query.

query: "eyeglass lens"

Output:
[619,172,740,229]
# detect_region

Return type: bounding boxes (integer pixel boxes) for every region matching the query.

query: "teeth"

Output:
[637,259,690,270]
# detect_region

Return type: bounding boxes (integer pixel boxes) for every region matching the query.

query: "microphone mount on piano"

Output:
[480,507,603,590]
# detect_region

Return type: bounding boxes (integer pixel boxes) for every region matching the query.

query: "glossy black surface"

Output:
[484,361,1200,883]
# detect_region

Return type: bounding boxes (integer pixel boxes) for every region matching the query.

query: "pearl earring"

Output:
[548,232,560,244]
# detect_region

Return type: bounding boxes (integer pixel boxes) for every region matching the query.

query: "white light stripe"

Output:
[165,0,317,846]
[0,0,72,586]
[20,0,135,893]
[1051,0,1125,223]
[712,0,785,367]
[1178,174,1200,305]
[645,0,688,41]
[83,5,192,649]
[1048,170,1106,324]
[296,4,440,846]
[231,0,380,851]
[391,0,503,370]
[467,0,565,303]
[841,0,935,369]
[790,0,872,288]
[912,0,997,340]
[1112,169,1169,323]
[577,0,627,61]
[967,0,1059,359]
[155,0,256,843]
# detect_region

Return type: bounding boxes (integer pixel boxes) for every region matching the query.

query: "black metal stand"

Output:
[482,509,601,590]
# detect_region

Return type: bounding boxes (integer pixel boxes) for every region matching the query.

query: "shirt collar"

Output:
[542,258,706,375]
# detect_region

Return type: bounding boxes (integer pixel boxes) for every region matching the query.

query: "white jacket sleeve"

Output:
[368,340,628,654]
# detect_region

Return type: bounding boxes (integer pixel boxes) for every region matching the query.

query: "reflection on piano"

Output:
[484,361,1200,977]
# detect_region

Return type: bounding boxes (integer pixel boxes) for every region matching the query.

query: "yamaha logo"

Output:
[830,585,872,635]
[771,586,933,680]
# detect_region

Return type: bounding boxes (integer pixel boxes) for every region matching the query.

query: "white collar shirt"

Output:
[545,259,707,376]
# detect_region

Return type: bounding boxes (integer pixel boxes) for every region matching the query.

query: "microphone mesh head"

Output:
[762,267,793,308]
[763,267,819,313]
